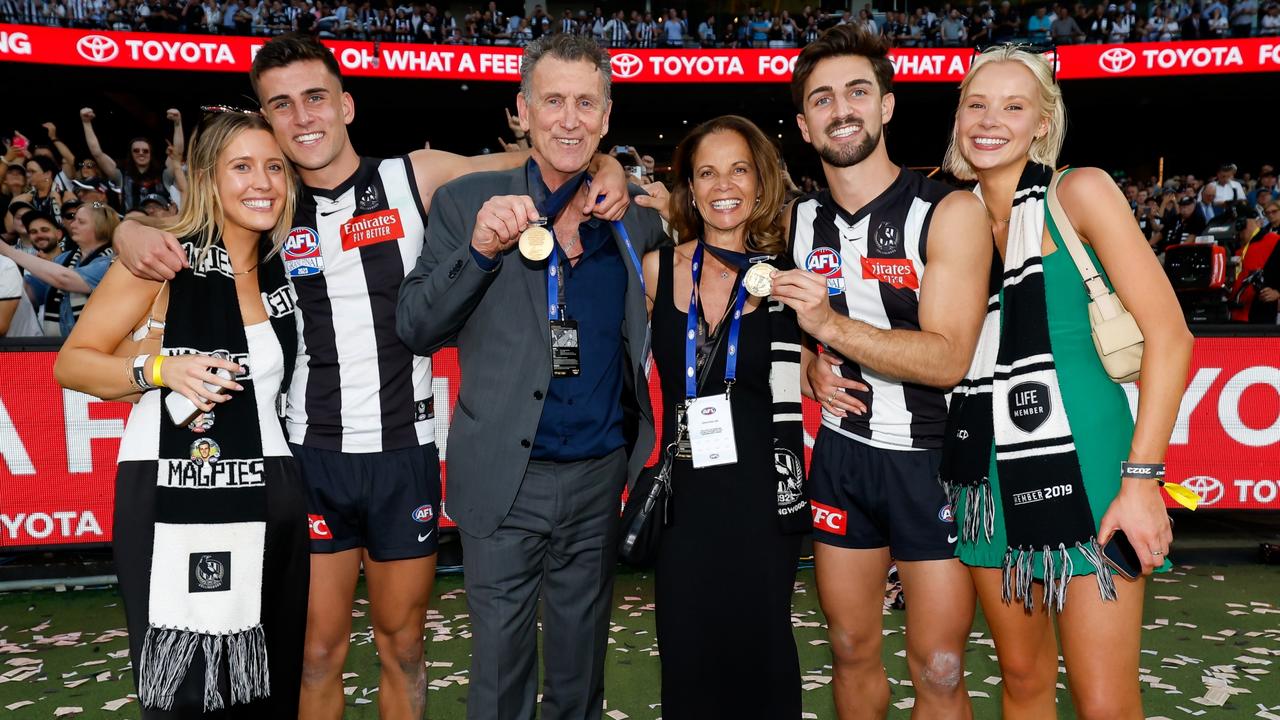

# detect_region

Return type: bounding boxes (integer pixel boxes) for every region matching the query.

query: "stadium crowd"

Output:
[1,0,1279,46]
[1,101,1277,339]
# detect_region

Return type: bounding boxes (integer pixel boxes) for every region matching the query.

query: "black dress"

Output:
[650,246,803,718]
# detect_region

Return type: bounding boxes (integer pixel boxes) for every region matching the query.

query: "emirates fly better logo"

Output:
[610,53,644,79]
[1098,47,1137,74]
[76,34,119,63]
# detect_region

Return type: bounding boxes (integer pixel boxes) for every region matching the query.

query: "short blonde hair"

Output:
[942,46,1066,181]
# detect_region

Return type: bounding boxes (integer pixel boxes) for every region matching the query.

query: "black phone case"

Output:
[1103,530,1142,579]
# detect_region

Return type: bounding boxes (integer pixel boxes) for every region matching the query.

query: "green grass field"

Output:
[1,558,1278,719]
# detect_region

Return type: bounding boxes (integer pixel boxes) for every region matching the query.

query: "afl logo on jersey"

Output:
[283,227,324,278]
[411,504,434,523]
[805,247,846,296]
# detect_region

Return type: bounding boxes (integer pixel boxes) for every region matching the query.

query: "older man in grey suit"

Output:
[396,33,666,720]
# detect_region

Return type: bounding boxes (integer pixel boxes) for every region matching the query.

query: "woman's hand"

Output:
[1098,478,1173,576]
[160,354,244,413]
[806,351,868,417]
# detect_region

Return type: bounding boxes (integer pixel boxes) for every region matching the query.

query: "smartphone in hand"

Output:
[1101,529,1142,580]
[165,366,233,427]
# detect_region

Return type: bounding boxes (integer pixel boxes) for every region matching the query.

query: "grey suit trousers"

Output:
[461,448,627,720]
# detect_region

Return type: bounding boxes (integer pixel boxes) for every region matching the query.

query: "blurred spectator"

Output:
[1263,3,1280,34]
[1027,6,1052,42]
[662,8,684,47]
[1051,6,1085,43]
[697,14,716,46]
[991,1,1019,41]
[1160,194,1207,251]
[140,192,177,217]
[0,202,118,337]
[0,250,40,337]
[1207,6,1229,36]
[1250,171,1277,205]
[1086,4,1113,42]
[941,8,968,45]
[1,164,27,216]
[1180,6,1205,40]
[1230,201,1280,322]
[1231,0,1259,37]
[1209,163,1247,206]
[4,155,76,234]
[635,11,657,47]
[80,107,178,212]
[603,10,629,47]
[1198,184,1219,220]
[22,210,66,262]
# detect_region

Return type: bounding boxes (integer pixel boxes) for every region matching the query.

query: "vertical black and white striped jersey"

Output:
[284,156,433,453]
[790,168,956,450]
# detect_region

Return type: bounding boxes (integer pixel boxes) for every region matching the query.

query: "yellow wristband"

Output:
[152,355,166,388]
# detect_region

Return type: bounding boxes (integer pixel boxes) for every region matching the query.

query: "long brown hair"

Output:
[668,115,786,255]
[162,112,297,262]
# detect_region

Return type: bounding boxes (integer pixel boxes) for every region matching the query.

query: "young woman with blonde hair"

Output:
[940,46,1192,719]
[56,110,307,718]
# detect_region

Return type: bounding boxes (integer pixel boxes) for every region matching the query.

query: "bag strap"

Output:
[130,280,169,342]
[1046,169,1111,302]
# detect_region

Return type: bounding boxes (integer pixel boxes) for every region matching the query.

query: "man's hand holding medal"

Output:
[470,195,542,259]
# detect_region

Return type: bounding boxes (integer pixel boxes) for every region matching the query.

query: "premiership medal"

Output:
[519,218,554,261]
[743,262,776,297]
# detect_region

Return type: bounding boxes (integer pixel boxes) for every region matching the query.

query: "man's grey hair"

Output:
[520,33,613,102]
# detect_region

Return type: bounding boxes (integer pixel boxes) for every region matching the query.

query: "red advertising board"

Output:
[1,339,1277,549]
[2,23,1279,83]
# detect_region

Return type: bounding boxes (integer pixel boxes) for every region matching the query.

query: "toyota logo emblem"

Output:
[1181,475,1224,507]
[76,35,120,63]
[1098,47,1136,74]
[610,53,644,79]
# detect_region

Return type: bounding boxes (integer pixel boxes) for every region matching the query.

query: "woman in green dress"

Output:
[939,47,1192,719]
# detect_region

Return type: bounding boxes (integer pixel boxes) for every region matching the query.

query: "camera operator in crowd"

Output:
[1231,200,1280,322]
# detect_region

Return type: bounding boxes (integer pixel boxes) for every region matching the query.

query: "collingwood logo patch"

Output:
[357,184,380,212]
[1009,381,1051,433]
[874,221,900,254]
[774,447,805,512]
[190,552,230,592]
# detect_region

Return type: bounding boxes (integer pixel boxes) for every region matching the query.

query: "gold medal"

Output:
[743,262,776,297]
[519,218,553,261]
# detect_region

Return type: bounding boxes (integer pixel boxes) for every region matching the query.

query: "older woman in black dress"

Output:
[639,115,810,718]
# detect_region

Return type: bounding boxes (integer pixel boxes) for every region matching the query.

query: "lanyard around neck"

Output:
[685,242,747,400]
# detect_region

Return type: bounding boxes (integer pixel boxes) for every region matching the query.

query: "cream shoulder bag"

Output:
[1046,170,1144,383]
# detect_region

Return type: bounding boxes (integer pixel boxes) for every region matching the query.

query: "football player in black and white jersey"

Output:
[110,33,633,720]
[769,25,992,720]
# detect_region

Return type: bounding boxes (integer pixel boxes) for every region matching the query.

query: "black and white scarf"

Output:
[700,244,810,533]
[940,164,1114,612]
[43,244,113,333]
[138,235,295,711]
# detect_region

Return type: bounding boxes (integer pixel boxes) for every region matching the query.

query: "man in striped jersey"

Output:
[770,25,991,720]
[111,33,632,720]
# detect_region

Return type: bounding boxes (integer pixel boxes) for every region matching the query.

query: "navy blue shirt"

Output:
[523,160,629,462]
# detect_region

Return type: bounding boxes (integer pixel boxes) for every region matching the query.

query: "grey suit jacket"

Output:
[397,165,667,538]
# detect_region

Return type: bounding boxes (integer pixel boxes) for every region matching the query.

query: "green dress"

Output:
[955,208,1136,579]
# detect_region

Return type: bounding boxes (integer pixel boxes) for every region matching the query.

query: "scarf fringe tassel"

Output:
[1000,537,1117,613]
[949,479,996,544]
[138,624,271,711]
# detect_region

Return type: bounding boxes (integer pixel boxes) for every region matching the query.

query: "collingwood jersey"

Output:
[284,156,433,453]
[790,168,955,450]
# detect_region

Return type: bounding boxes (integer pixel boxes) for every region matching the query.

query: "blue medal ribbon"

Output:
[684,242,749,400]
[537,171,645,321]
